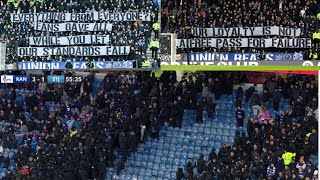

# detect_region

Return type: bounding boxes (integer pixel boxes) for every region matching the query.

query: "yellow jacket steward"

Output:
[186,75,197,84]
[13,1,19,8]
[168,16,174,22]
[142,60,151,67]
[152,23,160,31]
[282,152,296,165]
[150,70,161,79]
[7,0,14,3]
[309,52,318,59]
[4,24,10,29]
[317,13,320,20]
[70,129,78,137]
[306,133,311,138]
[313,32,320,40]
[149,40,159,49]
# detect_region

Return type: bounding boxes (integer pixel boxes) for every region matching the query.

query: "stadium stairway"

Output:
[106,94,238,179]
[146,32,155,63]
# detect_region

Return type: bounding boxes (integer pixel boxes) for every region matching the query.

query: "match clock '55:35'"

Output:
[65,76,83,83]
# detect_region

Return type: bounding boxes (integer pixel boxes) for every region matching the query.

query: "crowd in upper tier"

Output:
[0,0,159,63]
[162,0,320,57]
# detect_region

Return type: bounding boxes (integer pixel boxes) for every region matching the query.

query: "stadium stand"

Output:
[0,0,159,64]
[0,71,317,179]
[162,0,320,59]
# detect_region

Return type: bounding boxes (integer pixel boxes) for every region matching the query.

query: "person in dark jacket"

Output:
[236,87,244,101]
[273,89,282,111]
[236,106,245,127]
[309,128,318,154]
[196,102,203,123]
[245,85,255,102]
[98,157,107,179]
[151,117,160,139]
[261,89,270,108]
[176,168,185,180]
[208,148,217,161]
[197,153,206,174]
[250,91,262,117]
[128,131,138,153]
[118,131,128,158]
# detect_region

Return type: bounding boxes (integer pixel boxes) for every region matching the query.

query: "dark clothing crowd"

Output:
[0,0,158,64]
[177,74,319,180]
[162,0,320,54]
[0,70,183,179]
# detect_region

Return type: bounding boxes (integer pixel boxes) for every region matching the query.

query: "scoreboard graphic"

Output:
[0,75,82,84]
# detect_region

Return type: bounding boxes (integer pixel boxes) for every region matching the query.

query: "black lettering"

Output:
[236,39,242,46]
[229,39,236,46]
[95,47,100,55]
[277,39,283,48]
[231,28,238,36]
[179,39,186,48]
[264,27,271,35]
[43,48,49,56]
[56,47,62,55]
[112,47,118,55]
[222,39,229,47]
[300,38,305,48]
[195,39,201,48]
[217,38,222,47]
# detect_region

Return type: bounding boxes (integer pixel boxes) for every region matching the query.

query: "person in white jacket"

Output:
[296,156,307,170]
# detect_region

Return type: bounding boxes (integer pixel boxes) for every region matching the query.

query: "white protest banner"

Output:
[29,35,110,46]
[191,26,301,37]
[17,46,130,56]
[34,22,113,32]
[11,12,151,22]
[94,12,151,21]
[176,38,311,48]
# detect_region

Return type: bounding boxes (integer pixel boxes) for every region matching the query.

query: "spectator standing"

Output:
[235,106,245,128]
[250,91,262,117]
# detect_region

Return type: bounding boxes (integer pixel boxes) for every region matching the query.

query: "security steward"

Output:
[309,50,318,60]
[141,59,151,68]
[258,51,266,60]
[149,38,160,59]
[152,21,160,38]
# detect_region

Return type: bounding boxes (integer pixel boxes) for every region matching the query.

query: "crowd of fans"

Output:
[162,0,320,56]
[0,70,167,178]
[0,0,158,64]
[176,74,319,179]
[0,71,317,179]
